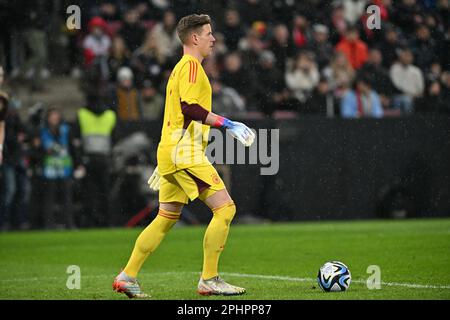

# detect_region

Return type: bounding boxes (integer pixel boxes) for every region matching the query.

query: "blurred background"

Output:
[0,0,449,231]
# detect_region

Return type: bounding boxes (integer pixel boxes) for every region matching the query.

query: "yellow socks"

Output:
[202,201,236,279]
[123,208,180,278]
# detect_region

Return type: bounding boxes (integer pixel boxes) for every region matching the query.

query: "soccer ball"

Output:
[317,261,351,292]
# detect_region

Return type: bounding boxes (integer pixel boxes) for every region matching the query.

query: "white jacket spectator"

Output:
[390,50,424,97]
[150,11,181,61]
[390,63,424,97]
[342,0,367,25]
[285,52,320,103]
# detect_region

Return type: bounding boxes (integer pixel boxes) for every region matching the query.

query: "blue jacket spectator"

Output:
[341,78,383,118]
[41,121,73,179]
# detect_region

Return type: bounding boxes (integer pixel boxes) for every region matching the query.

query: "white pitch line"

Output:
[220,272,450,290]
[1,271,449,290]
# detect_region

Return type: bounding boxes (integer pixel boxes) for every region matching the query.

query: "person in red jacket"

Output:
[335,26,368,70]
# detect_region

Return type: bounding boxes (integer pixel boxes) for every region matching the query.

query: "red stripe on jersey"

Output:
[192,61,197,83]
[188,61,193,83]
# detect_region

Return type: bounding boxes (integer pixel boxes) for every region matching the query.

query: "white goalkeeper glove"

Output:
[224,120,256,147]
[148,166,161,191]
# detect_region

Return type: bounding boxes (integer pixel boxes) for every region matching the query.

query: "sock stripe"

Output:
[158,209,181,220]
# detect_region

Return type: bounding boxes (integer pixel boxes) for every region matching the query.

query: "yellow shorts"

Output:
[159,164,226,204]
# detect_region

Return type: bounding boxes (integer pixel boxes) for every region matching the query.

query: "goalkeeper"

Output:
[113,14,255,298]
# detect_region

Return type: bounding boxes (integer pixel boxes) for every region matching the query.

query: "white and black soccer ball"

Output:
[317,261,351,292]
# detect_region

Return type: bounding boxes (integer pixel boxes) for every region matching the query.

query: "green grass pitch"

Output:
[0,218,449,300]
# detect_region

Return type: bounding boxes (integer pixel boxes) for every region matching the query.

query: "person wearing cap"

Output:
[83,16,111,68]
[110,67,142,121]
[307,24,334,69]
[253,50,289,115]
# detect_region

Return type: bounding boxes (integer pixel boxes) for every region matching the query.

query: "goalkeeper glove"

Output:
[148,166,161,191]
[220,118,255,147]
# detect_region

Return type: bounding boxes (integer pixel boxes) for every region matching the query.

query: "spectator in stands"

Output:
[291,13,310,49]
[140,80,164,121]
[360,48,394,97]
[40,108,76,229]
[342,0,368,25]
[416,80,448,114]
[269,23,294,72]
[377,26,404,69]
[307,24,334,70]
[0,99,31,231]
[239,29,265,70]
[119,8,146,52]
[305,77,335,116]
[323,52,355,99]
[220,52,254,105]
[285,51,320,107]
[150,10,181,64]
[341,76,384,118]
[211,78,246,117]
[328,4,348,45]
[81,16,112,99]
[97,1,121,22]
[108,36,131,82]
[131,31,165,89]
[336,26,369,70]
[83,17,110,70]
[110,67,142,121]
[75,96,116,227]
[391,0,422,36]
[253,50,289,115]
[411,24,438,71]
[389,48,424,114]
[222,8,245,51]
[425,61,442,84]
[18,1,51,91]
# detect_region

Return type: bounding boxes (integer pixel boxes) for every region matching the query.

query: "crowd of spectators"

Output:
[1,0,449,119]
[71,0,450,119]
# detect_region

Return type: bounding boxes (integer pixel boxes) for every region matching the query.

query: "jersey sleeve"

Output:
[179,60,202,105]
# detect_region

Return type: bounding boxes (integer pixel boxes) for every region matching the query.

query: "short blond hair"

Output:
[176,14,211,44]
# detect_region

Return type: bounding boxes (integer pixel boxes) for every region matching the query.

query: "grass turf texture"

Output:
[0,218,449,300]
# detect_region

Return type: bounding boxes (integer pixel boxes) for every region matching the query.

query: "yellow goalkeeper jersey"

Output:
[157,54,212,175]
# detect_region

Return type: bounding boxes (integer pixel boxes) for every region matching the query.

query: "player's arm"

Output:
[179,60,255,146]
[181,102,255,147]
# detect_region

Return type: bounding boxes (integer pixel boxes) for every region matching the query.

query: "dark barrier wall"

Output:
[118,116,450,221]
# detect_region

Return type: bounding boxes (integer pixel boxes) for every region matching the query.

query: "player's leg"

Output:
[197,188,245,295]
[122,201,184,277]
[113,201,183,298]
[113,174,187,298]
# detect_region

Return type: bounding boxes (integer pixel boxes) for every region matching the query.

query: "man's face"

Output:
[194,24,216,58]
